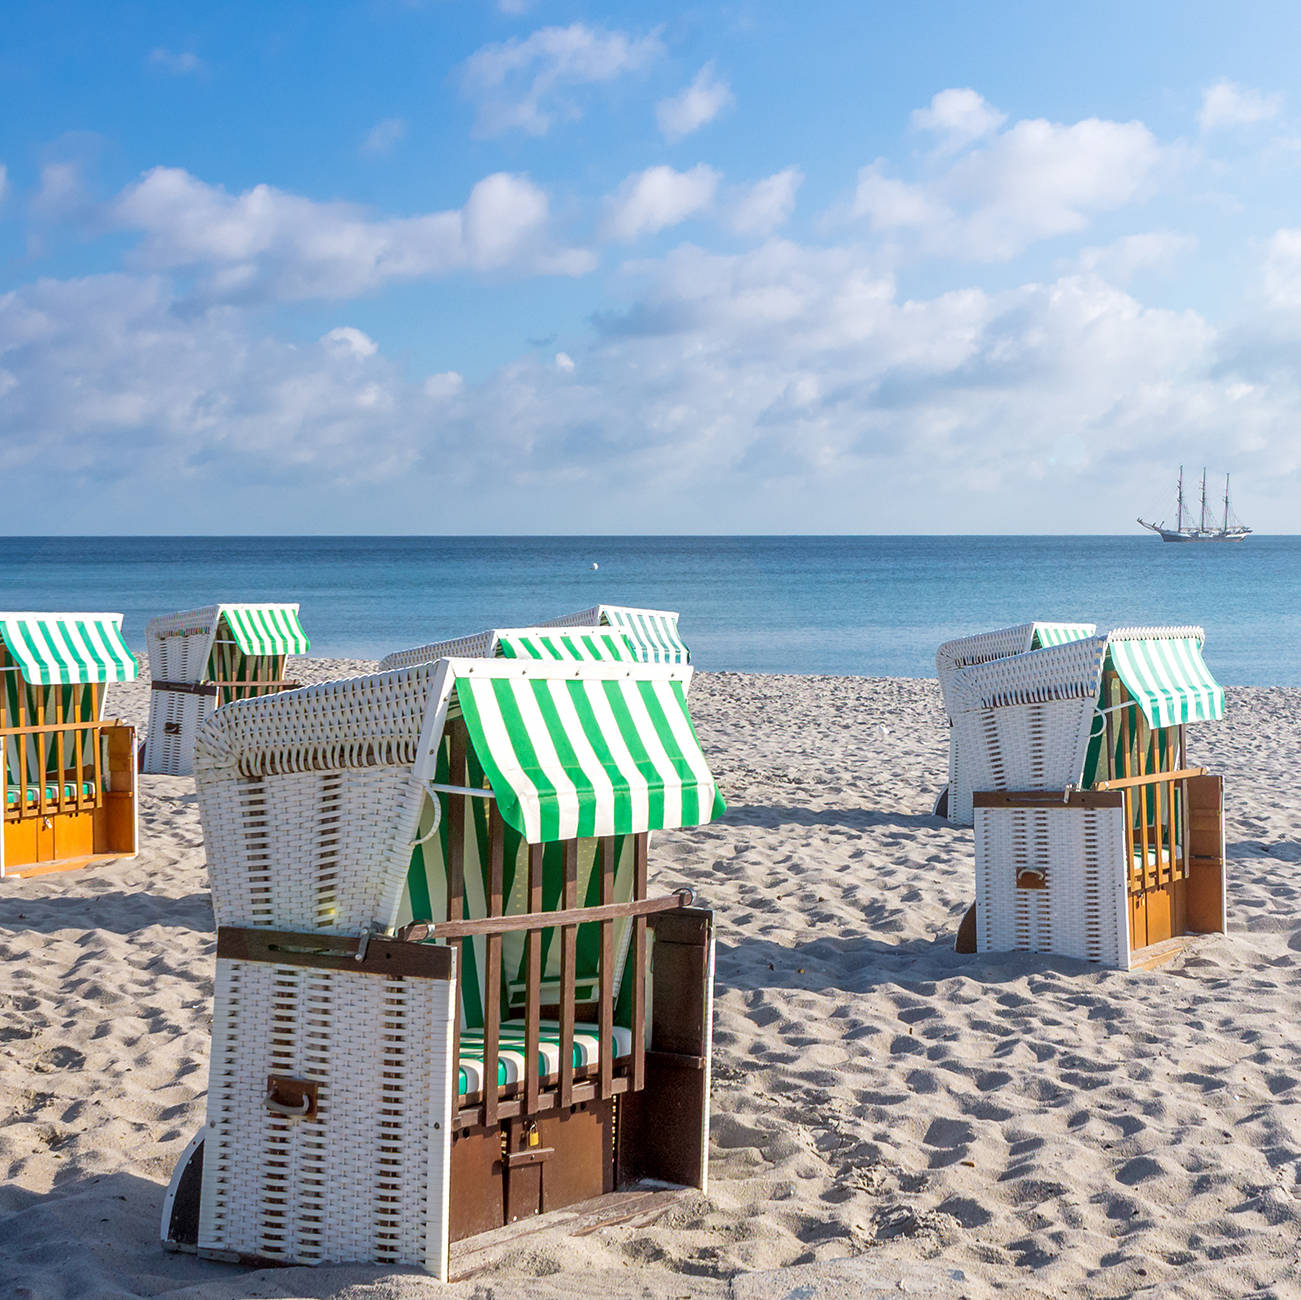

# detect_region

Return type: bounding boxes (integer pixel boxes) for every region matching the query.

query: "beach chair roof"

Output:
[1104,626,1224,727]
[0,613,138,686]
[196,657,724,846]
[951,626,1224,729]
[379,627,636,673]
[148,603,309,657]
[541,605,690,665]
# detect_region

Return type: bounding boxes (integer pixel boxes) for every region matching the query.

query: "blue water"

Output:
[0,536,1297,684]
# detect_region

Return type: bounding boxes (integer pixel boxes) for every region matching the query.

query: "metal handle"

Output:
[264,1074,318,1119]
[264,1094,311,1117]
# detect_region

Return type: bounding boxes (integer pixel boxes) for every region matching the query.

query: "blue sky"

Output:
[3,0,1301,533]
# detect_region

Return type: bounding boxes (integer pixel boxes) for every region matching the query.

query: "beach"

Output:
[2,660,1300,1298]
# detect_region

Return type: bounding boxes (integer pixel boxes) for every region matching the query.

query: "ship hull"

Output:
[1154,530,1248,543]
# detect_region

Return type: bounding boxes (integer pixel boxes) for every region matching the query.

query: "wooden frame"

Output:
[446,901,714,1243]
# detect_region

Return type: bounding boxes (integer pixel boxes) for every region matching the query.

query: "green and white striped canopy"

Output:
[218,604,309,657]
[453,669,724,843]
[601,607,690,665]
[1031,622,1096,648]
[1107,633,1224,728]
[496,630,637,662]
[0,614,138,686]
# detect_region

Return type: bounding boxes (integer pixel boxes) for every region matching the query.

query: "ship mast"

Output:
[1200,468,1208,532]
[1224,474,1230,532]
[1176,466,1184,531]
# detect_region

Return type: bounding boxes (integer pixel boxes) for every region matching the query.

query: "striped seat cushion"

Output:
[457,1019,633,1097]
[5,780,98,806]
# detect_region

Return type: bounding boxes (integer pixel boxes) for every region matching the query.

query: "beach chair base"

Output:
[2,850,133,880]
[1,746,137,882]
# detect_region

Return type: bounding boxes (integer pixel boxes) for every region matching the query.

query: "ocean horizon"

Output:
[1,534,1297,685]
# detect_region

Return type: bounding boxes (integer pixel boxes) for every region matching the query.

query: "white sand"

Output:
[2,662,1300,1298]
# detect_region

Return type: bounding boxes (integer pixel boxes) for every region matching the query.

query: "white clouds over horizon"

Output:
[5,223,1297,529]
[6,70,1301,530]
[460,23,662,136]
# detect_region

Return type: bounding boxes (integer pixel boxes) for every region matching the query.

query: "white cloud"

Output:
[0,273,424,490]
[361,117,407,156]
[656,62,734,141]
[424,370,464,400]
[322,326,378,358]
[602,164,718,242]
[853,113,1162,260]
[461,23,662,136]
[112,166,593,300]
[1199,79,1282,130]
[728,167,803,237]
[0,164,8,208]
[852,163,946,230]
[555,351,575,372]
[148,48,204,76]
[910,88,1006,150]
[1076,230,1197,282]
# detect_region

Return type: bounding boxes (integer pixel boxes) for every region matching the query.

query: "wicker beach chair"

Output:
[934,621,1096,824]
[0,612,138,878]
[950,627,1227,969]
[538,605,690,665]
[161,655,723,1276]
[379,626,636,673]
[142,604,309,775]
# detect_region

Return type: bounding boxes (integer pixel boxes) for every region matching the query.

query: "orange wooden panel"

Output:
[1130,892,1147,952]
[1144,883,1174,946]
[52,809,95,861]
[1186,774,1225,934]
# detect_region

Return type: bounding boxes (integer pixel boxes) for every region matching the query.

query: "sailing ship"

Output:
[1138,467,1252,543]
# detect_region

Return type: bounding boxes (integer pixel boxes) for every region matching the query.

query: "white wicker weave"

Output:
[945,636,1107,825]
[974,800,1129,968]
[199,954,454,1273]
[191,660,456,1271]
[935,621,1096,824]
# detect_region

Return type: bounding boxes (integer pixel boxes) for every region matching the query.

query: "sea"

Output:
[1,535,1298,685]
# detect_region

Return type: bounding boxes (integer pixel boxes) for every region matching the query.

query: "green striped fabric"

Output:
[1031,622,1096,648]
[0,614,138,685]
[453,673,724,843]
[496,631,637,662]
[1107,634,1225,728]
[218,605,309,656]
[601,607,690,665]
